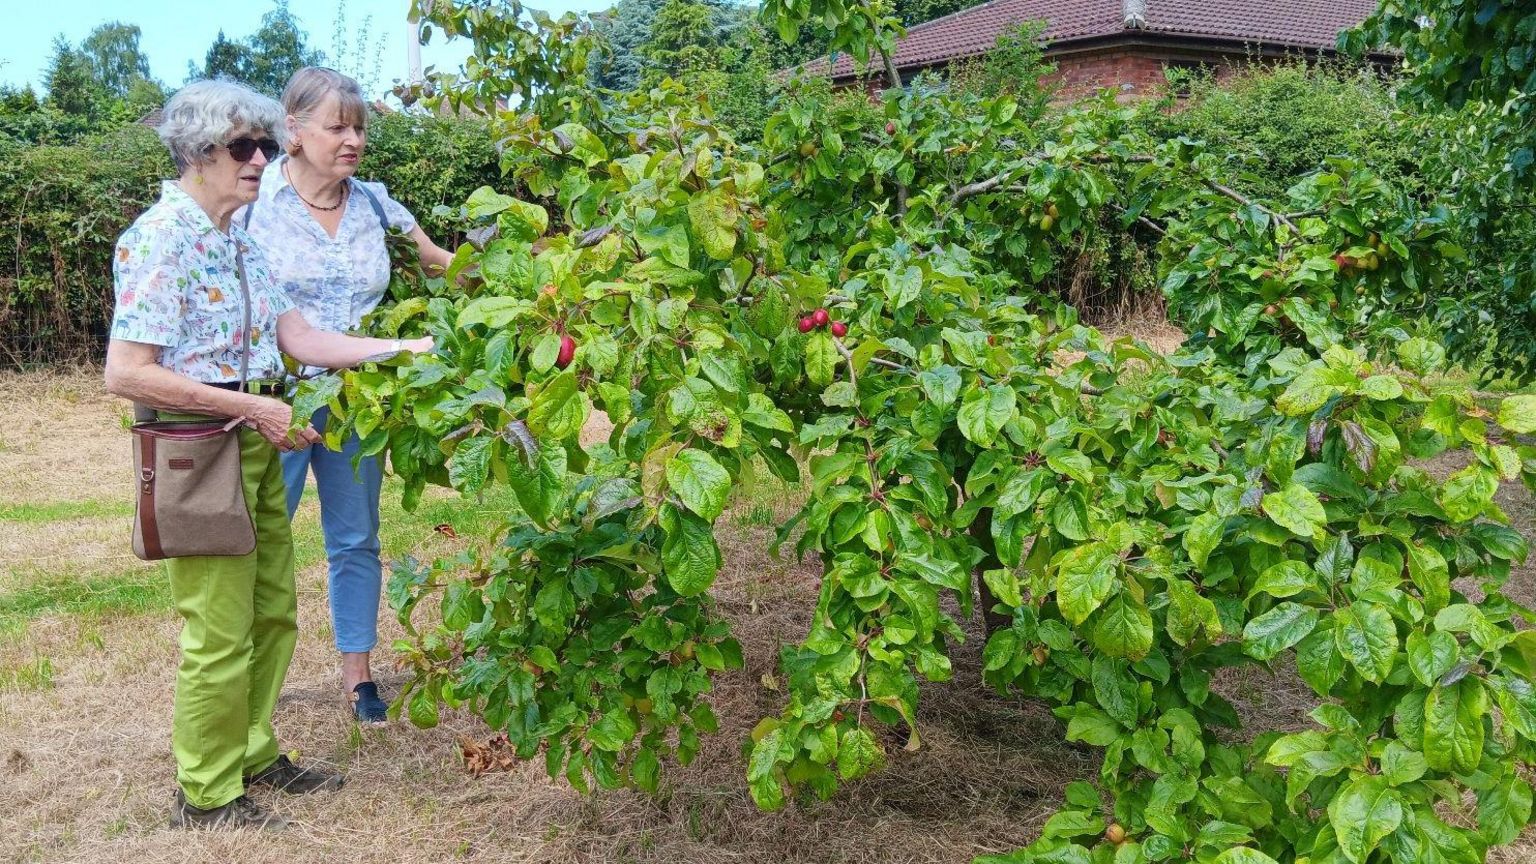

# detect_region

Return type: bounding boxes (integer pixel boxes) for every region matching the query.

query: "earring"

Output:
[194,172,205,186]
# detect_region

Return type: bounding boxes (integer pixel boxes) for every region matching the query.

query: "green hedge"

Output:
[0,112,501,365]
[0,126,171,364]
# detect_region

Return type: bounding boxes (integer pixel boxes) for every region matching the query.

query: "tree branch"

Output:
[1199,178,1299,233]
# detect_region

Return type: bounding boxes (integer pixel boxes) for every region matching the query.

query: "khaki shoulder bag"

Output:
[130,246,258,560]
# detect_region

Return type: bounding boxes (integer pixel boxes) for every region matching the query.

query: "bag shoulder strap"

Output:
[350,178,391,233]
[234,243,252,391]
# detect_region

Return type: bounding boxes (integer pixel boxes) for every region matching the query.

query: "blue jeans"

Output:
[281,407,384,654]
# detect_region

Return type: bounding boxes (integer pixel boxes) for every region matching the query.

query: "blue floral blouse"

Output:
[110,181,294,382]
[238,157,418,336]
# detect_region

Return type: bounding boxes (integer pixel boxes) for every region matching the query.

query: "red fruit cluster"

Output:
[798,308,848,338]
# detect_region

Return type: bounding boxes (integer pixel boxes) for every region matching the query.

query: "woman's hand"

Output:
[246,396,322,452]
[407,336,434,354]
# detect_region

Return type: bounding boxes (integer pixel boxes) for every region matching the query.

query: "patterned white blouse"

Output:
[238,157,418,336]
[110,181,294,382]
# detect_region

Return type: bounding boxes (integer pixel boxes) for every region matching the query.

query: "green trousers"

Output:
[165,424,297,809]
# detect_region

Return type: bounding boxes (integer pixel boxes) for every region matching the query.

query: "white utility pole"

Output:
[407,18,424,84]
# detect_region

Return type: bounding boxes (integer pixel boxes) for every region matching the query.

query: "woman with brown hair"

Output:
[240,67,453,723]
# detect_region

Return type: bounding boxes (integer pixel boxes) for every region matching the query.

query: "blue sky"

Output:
[1,0,608,96]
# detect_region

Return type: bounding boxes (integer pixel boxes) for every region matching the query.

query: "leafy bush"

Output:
[1142,61,1420,200]
[291,6,1536,864]
[0,125,170,364]
[358,111,503,244]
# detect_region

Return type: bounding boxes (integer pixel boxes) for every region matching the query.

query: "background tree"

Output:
[194,31,252,83]
[42,36,105,118]
[79,22,153,98]
[188,1,325,96]
[589,0,667,92]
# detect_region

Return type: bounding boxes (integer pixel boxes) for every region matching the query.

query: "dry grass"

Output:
[3,363,1535,863]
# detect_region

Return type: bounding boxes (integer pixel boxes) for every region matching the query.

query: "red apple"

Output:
[798,317,815,333]
[555,334,576,369]
[830,321,848,338]
[812,308,830,328]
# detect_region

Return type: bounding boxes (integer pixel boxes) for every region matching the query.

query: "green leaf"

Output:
[660,505,721,596]
[588,708,638,752]
[1378,741,1428,786]
[1047,451,1094,485]
[957,384,1017,447]
[527,371,587,440]
[1407,630,1460,688]
[1166,577,1223,647]
[1214,850,1280,864]
[1184,512,1225,571]
[1328,776,1403,864]
[1439,466,1496,522]
[743,392,794,433]
[1249,560,1317,600]
[805,331,838,386]
[1062,704,1123,746]
[822,381,858,407]
[1276,364,1347,415]
[1405,542,1451,614]
[465,185,516,219]
[1262,483,1327,537]
[1242,602,1319,661]
[1478,776,1534,845]
[1425,678,1488,774]
[700,352,748,395]
[447,435,493,495]
[1296,626,1346,695]
[1334,602,1397,684]
[918,366,961,408]
[687,190,739,260]
[1055,543,1118,626]
[1497,395,1536,434]
[1092,656,1140,726]
[666,449,732,522]
[498,198,549,242]
[407,684,440,729]
[551,122,608,166]
[289,374,342,430]
[836,727,885,781]
[1398,337,1446,375]
[1360,375,1404,401]
[504,436,567,528]
[1091,593,1155,660]
[746,728,785,811]
[530,331,560,372]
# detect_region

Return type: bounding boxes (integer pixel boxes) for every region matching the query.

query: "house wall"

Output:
[1046,46,1249,101]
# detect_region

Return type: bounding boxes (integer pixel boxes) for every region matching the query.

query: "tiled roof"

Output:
[801,0,1382,81]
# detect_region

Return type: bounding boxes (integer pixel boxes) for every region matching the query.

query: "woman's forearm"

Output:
[276,309,419,370]
[104,340,268,419]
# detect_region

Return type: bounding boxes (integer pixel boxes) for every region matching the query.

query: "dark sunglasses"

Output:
[220,136,281,163]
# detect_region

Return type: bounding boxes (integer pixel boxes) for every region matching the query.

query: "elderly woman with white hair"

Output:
[241,67,453,724]
[104,79,431,830]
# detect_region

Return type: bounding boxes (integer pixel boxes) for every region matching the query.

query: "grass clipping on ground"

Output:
[1,365,1533,864]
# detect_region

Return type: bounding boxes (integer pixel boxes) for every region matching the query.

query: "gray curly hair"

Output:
[157,80,283,173]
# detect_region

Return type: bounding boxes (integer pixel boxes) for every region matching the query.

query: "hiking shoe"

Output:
[170,791,286,831]
[245,755,344,794]
[352,681,389,724]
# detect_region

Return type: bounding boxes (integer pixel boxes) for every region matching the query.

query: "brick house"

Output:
[796,0,1394,99]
